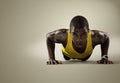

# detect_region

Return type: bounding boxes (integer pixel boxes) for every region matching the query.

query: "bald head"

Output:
[70,15,89,32]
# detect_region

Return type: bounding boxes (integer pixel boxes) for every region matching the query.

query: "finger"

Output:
[103,61,106,64]
[57,60,62,64]
[53,60,57,64]
[55,60,62,64]
[108,61,111,64]
[97,60,100,64]
[50,61,52,64]
[47,61,50,65]
[107,61,113,64]
[52,61,55,64]
[97,61,100,64]
[110,61,113,64]
[106,60,113,64]
[101,60,104,64]
[97,60,102,64]
[105,60,108,64]
[47,61,49,65]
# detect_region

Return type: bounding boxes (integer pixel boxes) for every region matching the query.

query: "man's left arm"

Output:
[97,32,113,64]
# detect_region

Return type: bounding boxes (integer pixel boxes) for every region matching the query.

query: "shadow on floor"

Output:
[62,60,97,65]
[61,59,120,65]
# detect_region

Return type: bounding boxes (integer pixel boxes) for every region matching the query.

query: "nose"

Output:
[76,38,83,45]
[76,38,82,42]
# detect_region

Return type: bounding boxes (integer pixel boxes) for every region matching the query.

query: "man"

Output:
[46,15,113,65]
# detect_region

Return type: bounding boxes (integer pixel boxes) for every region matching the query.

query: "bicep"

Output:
[92,30,109,46]
[46,29,67,44]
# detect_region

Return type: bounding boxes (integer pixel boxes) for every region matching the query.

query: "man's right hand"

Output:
[47,60,62,65]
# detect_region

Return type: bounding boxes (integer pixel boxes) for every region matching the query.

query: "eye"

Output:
[82,31,87,35]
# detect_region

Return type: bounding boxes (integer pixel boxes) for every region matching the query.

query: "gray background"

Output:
[0,0,120,83]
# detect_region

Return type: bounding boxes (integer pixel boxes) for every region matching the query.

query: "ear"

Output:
[84,26,89,33]
[70,26,75,33]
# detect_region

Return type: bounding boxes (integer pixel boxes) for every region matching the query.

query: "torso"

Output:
[61,30,93,59]
[59,29,97,53]
[49,29,107,54]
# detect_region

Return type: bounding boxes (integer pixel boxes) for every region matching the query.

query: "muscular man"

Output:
[46,16,113,65]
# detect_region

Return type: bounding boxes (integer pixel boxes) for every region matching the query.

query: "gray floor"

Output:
[1,38,120,83]
[1,0,120,83]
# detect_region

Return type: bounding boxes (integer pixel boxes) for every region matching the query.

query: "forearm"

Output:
[47,38,55,60]
[101,36,109,59]
[97,37,113,64]
[46,38,62,64]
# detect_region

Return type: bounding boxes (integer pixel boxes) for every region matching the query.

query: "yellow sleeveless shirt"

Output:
[62,30,93,59]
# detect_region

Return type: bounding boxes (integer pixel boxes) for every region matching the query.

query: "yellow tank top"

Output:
[62,30,93,59]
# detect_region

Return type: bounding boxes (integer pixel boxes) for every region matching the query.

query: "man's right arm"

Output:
[46,29,67,65]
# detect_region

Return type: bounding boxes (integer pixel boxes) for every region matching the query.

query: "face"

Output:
[70,27,88,48]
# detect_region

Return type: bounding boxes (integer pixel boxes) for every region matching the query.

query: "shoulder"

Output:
[91,30,109,39]
[46,29,68,43]
[91,30,109,45]
[46,29,68,38]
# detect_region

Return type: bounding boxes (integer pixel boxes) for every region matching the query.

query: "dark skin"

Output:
[46,16,113,65]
